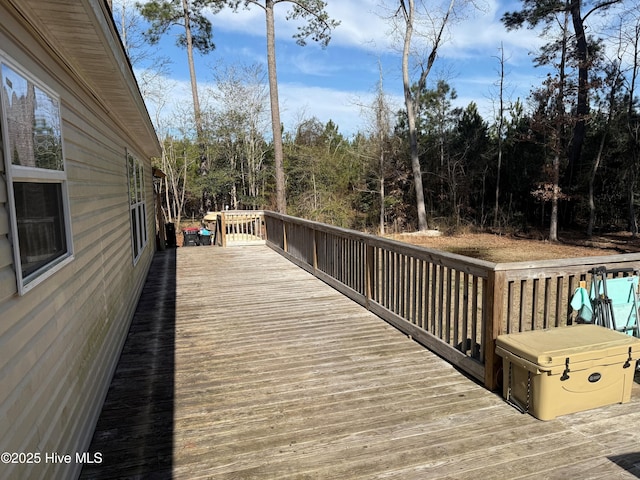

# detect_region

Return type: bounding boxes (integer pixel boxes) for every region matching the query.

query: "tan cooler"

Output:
[496,325,640,420]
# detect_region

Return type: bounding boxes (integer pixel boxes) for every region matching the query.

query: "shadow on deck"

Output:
[81,246,640,479]
[81,249,177,478]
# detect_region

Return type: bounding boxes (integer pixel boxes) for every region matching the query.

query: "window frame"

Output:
[127,150,148,264]
[0,54,74,295]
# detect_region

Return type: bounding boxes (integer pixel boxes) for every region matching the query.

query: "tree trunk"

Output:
[549,9,569,242]
[182,0,202,140]
[587,134,604,238]
[379,146,385,235]
[375,60,388,235]
[494,44,505,227]
[629,183,638,237]
[627,18,640,237]
[265,0,286,213]
[181,0,209,213]
[587,61,620,237]
[401,0,428,231]
[567,0,588,174]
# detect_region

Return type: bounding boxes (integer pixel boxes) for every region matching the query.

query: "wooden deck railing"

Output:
[214,211,266,247]
[221,210,640,390]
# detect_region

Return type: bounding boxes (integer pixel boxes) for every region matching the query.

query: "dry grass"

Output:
[388,230,640,263]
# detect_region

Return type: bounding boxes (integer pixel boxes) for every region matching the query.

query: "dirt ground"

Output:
[388,230,640,263]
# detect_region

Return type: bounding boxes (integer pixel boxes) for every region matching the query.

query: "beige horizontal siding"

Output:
[0,172,6,202]
[0,138,16,302]
[0,266,16,302]
[0,3,157,479]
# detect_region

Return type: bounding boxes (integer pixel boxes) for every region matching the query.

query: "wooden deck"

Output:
[80,245,640,479]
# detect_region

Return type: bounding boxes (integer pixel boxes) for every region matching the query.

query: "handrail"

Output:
[215,210,640,389]
[216,211,266,247]
[260,211,640,390]
[264,211,493,385]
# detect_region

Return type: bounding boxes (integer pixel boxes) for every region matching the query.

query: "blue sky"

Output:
[131,0,623,138]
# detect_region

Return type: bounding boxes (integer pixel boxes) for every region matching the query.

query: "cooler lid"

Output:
[496,324,640,369]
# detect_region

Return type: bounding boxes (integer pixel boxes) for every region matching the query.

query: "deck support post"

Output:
[484,269,505,390]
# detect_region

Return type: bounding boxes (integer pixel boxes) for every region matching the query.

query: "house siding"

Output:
[0,2,158,479]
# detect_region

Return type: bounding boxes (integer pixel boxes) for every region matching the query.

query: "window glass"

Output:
[131,208,139,259]
[141,203,147,244]
[128,154,136,204]
[2,63,63,170]
[127,152,147,263]
[137,161,144,203]
[1,58,72,293]
[14,182,67,278]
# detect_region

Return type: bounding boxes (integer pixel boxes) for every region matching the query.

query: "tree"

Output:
[503,0,622,205]
[419,80,457,215]
[219,0,339,214]
[499,100,546,229]
[529,74,568,242]
[372,66,394,234]
[389,0,463,231]
[284,117,359,226]
[111,0,173,82]
[156,132,202,228]
[492,44,508,227]
[619,7,640,235]
[137,0,220,211]
[450,102,490,225]
[586,29,627,237]
[110,0,175,130]
[353,63,397,234]
[504,1,574,240]
[207,63,270,209]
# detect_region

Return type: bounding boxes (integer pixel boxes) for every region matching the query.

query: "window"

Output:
[1,58,73,294]
[127,152,147,263]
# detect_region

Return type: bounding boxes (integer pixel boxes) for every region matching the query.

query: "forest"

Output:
[111,0,640,240]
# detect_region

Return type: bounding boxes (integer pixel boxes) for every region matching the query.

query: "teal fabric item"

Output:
[570,287,593,323]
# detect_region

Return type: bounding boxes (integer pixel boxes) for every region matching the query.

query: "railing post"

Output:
[282,217,288,253]
[261,212,267,241]
[484,268,505,390]
[313,229,319,270]
[220,213,227,248]
[365,242,375,308]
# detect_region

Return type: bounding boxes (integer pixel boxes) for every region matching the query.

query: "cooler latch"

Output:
[623,347,632,369]
[560,357,570,381]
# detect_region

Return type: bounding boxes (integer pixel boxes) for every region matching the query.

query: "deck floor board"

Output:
[80,246,640,479]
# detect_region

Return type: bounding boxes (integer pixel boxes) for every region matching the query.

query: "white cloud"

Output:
[135,0,561,139]
[208,1,547,84]
[209,4,265,31]
[286,50,340,77]
[277,82,403,136]
[141,72,391,138]
[212,1,395,53]
[323,1,395,51]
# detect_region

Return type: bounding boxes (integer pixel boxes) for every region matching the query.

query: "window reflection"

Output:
[2,63,63,170]
[127,152,148,262]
